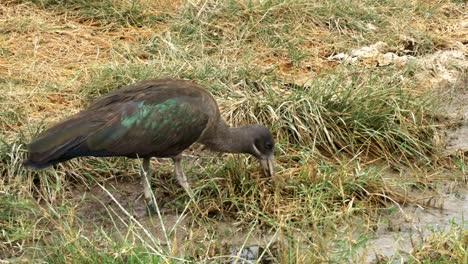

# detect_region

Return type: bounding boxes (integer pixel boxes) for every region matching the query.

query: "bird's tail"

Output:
[23,135,84,169]
[22,157,55,169]
[22,113,94,169]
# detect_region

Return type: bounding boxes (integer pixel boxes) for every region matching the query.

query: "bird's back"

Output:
[24,78,222,168]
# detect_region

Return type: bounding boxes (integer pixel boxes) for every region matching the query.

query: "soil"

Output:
[444,80,468,156]
[71,175,192,247]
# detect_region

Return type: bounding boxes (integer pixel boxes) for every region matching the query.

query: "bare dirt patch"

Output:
[69,174,192,250]
[443,76,468,155]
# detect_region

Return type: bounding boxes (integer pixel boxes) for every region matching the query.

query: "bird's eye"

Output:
[265,142,273,150]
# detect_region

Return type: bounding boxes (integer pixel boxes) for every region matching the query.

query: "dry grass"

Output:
[1,0,467,262]
[409,223,467,263]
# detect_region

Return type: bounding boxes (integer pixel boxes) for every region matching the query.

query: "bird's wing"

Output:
[86,98,209,157]
[26,98,209,167]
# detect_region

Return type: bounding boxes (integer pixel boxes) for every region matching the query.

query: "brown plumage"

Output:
[24,78,275,209]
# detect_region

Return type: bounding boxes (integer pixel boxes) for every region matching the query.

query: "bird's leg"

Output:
[172,154,194,198]
[140,157,156,212]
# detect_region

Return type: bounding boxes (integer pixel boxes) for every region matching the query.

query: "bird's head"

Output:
[246,125,275,178]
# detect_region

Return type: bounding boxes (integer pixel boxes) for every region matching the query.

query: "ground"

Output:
[0,0,467,263]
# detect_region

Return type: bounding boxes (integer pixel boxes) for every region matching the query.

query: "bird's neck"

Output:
[200,124,253,154]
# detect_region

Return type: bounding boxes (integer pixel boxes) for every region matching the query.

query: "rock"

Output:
[328,40,467,84]
[328,42,389,63]
[415,50,467,87]
[328,52,348,60]
[378,52,413,67]
[350,41,388,59]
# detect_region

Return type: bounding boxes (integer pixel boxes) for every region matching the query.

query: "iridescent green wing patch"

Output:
[87,98,208,156]
[121,99,179,128]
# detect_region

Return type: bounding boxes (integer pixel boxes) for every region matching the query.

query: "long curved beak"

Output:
[260,154,275,178]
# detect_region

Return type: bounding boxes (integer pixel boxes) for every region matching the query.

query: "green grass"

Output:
[23,0,170,27]
[1,0,467,262]
[43,239,164,264]
[0,194,37,259]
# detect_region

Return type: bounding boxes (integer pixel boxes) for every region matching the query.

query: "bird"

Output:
[23,78,275,210]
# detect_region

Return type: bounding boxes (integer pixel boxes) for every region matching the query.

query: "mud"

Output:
[443,79,468,155]
[71,175,192,249]
[362,182,468,263]
[70,176,281,262]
